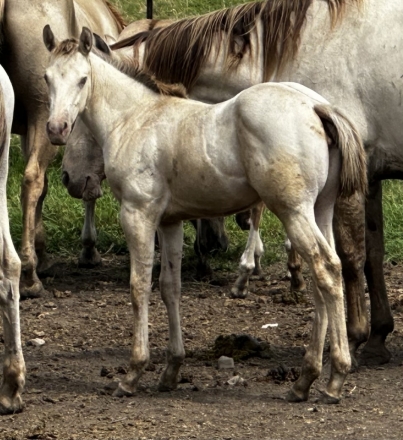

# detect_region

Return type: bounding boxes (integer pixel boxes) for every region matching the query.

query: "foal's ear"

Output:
[79,27,93,55]
[93,33,111,55]
[43,25,58,52]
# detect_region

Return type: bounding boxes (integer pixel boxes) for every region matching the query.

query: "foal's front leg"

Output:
[114,205,156,397]
[157,222,185,391]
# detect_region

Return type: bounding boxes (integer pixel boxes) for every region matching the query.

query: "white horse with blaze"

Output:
[43,26,366,403]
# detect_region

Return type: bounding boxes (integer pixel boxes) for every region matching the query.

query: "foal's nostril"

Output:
[62,122,68,131]
[61,171,69,187]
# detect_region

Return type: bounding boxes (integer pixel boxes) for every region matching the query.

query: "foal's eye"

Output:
[78,77,87,88]
[43,74,49,84]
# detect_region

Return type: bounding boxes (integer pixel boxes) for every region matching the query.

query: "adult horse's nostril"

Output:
[62,121,68,131]
[61,171,69,187]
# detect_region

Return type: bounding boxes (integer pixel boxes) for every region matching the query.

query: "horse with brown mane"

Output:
[106,0,402,366]
[0,0,125,298]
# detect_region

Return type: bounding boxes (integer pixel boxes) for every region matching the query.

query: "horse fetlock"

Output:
[286,385,309,403]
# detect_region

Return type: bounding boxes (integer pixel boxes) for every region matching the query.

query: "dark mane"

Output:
[54,38,187,98]
[111,0,362,89]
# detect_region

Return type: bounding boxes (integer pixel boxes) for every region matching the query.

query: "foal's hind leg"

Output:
[285,239,307,295]
[157,222,185,391]
[231,203,264,298]
[78,200,102,268]
[283,209,350,403]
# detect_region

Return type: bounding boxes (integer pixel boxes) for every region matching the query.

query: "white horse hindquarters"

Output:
[0,66,25,415]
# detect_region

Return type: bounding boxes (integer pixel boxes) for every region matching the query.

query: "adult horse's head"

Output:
[43,25,92,145]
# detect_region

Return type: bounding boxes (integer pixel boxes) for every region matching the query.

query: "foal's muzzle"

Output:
[46,120,71,145]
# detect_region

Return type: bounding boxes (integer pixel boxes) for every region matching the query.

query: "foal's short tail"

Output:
[314,104,367,198]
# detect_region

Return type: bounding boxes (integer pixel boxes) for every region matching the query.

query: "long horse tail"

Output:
[314,104,367,198]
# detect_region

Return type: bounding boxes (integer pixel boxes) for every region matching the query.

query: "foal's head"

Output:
[43,25,92,145]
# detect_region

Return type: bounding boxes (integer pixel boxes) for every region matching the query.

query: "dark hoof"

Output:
[158,382,177,392]
[251,267,263,277]
[19,281,45,300]
[230,287,248,299]
[359,343,391,366]
[78,248,102,269]
[286,389,308,403]
[36,254,58,275]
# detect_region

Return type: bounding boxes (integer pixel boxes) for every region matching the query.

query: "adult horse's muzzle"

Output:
[46,119,72,145]
[62,171,103,201]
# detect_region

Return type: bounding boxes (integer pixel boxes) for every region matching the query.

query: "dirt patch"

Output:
[2,256,403,439]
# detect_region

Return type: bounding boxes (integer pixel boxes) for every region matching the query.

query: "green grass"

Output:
[6,0,403,268]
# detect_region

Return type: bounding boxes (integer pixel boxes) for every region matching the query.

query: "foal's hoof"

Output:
[78,248,102,269]
[0,396,24,415]
[230,286,248,299]
[285,389,308,403]
[19,281,45,300]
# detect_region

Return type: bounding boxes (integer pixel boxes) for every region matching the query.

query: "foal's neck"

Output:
[82,52,160,146]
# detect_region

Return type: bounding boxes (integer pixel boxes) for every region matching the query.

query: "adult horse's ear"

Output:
[79,27,93,55]
[43,25,57,52]
[93,33,111,55]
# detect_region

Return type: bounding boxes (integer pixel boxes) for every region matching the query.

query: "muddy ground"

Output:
[2,255,403,440]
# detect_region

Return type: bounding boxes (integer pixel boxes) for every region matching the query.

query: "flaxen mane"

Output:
[111,0,362,89]
[104,0,127,32]
[54,38,187,98]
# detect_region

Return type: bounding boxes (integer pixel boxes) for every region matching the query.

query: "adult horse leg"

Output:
[333,193,369,366]
[231,202,264,298]
[0,222,25,414]
[360,181,393,364]
[79,199,102,268]
[20,123,57,298]
[157,222,185,391]
[0,125,25,414]
[192,218,228,280]
[235,207,264,276]
[114,205,156,397]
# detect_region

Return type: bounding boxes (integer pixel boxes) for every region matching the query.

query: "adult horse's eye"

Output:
[43,74,49,84]
[78,77,87,88]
